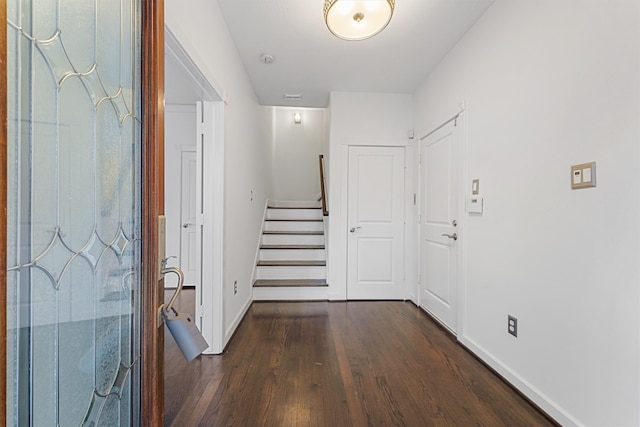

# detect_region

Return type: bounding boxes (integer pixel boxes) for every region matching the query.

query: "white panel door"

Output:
[347,146,405,300]
[420,119,460,332]
[180,150,198,286]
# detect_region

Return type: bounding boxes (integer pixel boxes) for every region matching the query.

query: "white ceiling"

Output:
[217,0,495,108]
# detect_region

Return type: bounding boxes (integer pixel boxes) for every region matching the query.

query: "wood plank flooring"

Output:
[164,291,555,426]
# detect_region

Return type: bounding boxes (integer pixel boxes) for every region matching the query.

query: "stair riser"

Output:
[259,249,326,261]
[255,266,326,280]
[266,209,323,221]
[264,221,323,232]
[262,234,324,246]
[253,287,329,301]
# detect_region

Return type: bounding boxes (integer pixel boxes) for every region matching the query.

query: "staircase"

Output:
[253,204,328,300]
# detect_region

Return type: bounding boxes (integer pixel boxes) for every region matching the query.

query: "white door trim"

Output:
[198,101,225,355]
[165,28,225,354]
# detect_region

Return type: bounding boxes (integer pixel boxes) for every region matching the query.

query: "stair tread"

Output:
[253,279,328,288]
[267,206,321,210]
[265,219,323,222]
[261,245,325,250]
[257,260,326,267]
[263,231,323,235]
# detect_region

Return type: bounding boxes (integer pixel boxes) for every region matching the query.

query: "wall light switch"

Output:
[472,179,480,195]
[571,162,596,189]
[573,169,582,185]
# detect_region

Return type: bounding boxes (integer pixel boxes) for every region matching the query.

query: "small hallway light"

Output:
[293,112,302,124]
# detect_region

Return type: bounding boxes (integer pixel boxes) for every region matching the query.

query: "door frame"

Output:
[0,1,166,424]
[165,27,226,354]
[141,0,166,424]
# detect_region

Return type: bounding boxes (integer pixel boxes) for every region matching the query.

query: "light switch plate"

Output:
[571,162,596,189]
[472,179,480,195]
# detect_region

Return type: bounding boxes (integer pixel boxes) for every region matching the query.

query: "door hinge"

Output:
[413,193,417,205]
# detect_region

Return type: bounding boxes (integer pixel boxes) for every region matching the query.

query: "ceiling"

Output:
[216,0,495,108]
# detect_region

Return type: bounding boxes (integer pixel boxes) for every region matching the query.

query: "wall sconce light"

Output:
[293,112,302,124]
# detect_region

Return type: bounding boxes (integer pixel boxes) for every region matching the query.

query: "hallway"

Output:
[164,291,554,426]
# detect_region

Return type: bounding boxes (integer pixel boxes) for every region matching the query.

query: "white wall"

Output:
[165,0,274,348]
[272,107,326,202]
[164,104,196,287]
[413,1,639,425]
[327,92,414,300]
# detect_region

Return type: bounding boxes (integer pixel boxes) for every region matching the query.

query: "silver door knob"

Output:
[349,226,362,233]
[183,223,194,228]
[442,233,458,241]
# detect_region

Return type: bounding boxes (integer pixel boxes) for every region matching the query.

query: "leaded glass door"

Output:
[6,0,147,424]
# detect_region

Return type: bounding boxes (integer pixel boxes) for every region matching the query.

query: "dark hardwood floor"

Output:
[164,291,555,426]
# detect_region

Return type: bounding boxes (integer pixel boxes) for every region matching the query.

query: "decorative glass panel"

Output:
[6,1,142,425]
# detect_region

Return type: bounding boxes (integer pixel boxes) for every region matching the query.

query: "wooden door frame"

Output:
[0,1,165,424]
[141,0,165,425]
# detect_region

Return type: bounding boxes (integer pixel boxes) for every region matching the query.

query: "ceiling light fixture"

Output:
[324,0,395,41]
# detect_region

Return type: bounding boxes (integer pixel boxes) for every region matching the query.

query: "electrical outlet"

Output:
[233,280,238,295]
[508,315,518,337]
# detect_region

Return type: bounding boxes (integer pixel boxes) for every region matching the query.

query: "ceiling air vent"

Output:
[283,94,302,101]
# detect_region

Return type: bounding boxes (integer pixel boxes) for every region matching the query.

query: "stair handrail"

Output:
[319,154,329,216]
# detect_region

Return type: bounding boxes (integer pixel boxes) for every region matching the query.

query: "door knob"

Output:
[442,233,458,241]
[349,226,362,233]
[183,223,194,228]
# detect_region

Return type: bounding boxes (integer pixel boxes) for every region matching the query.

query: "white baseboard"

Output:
[458,335,581,427]
[327,292,344,301]
[222,295,253,352]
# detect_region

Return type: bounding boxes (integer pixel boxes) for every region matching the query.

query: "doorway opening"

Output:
[163,27,225,358]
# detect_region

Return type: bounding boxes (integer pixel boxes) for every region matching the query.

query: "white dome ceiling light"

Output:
[324,0,395,41]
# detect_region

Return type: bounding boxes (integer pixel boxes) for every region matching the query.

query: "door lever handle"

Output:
[349,226,362,233]
[183,223,195,228]
[442,233,458,241]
